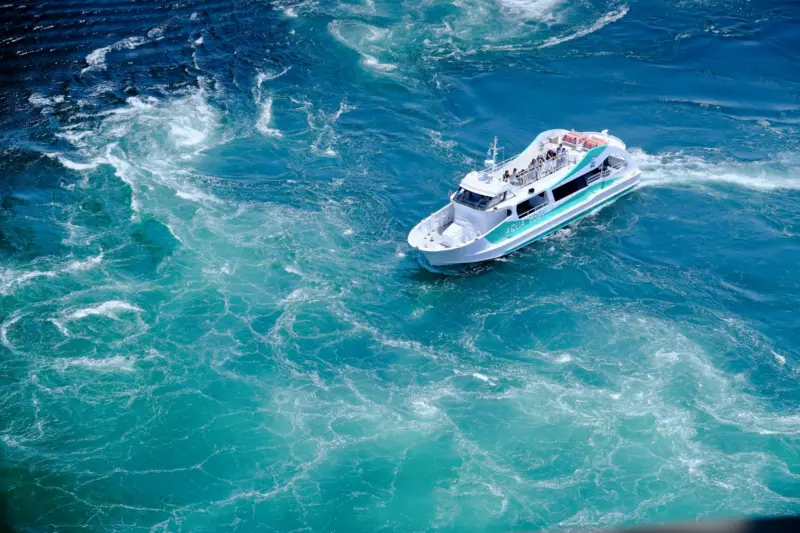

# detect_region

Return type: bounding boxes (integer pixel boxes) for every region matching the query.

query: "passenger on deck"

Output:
[512,168,518,179]
[503,170,510,181]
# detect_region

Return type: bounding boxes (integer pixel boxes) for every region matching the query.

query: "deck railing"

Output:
[510,154,575,188]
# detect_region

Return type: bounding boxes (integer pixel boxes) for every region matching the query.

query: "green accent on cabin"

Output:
[485,176,624,244]
[553,145,608,187]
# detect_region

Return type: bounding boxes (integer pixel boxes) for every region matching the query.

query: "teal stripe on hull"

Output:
[506,183,637,254]
[486,175,622,244]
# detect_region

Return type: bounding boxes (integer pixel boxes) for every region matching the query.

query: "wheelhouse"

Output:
[452,187,507,211]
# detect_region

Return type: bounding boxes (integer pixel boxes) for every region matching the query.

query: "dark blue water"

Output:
[1,1,799,531]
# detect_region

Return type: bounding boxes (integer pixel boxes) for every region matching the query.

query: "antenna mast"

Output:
[484,136,500,171]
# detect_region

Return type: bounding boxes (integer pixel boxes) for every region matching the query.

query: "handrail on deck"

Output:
[509,154,574,188]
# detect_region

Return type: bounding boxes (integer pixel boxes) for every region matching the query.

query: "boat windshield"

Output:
[453,188,505,211]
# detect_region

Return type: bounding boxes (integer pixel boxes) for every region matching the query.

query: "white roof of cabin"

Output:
[459,170,509,196]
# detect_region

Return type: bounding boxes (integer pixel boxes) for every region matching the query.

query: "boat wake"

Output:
[632,148,800,192]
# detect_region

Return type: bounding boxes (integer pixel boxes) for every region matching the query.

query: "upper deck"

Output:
[459,129,625,199]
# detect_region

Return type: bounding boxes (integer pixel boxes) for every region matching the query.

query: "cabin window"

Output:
[604,155,626,171]
[488,192,507,209]
[516,193,548,218]
[552,175,588,202]
[584,166,604,184]
[581,155,629,184]
[453,188,505,211]
[582,155,628,184]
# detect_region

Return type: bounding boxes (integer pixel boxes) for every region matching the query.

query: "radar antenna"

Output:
[484,136,501,171]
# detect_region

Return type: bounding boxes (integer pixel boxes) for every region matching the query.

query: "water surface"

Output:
[1,0,799,531]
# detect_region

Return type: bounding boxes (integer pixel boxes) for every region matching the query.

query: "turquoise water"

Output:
[1,0,799,531]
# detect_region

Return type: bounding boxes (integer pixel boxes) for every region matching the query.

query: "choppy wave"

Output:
[65,253,104,273]
[254,68,291,136]
[49,85,221,216]
[81,36,149,74]
[0,268,56,296]
[306,99,355,157]
[2,0,799,531]
[55,355,136,372]
[328,20,399,73]
[256,96,283,137]
[539,5,630,48]
[28,93,65,108]
[63,300,142,321]
[496,0,565,21]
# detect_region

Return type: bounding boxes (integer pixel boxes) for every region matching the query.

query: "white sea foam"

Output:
[496,0,565,21]
[632,149,800,191]
[332,100,355,121]
[45,152,99,171]
[539,5,630,48]
[55,128,93,148]
[361,54,397,71]
[170,102,215,147]
[771,351,786,366]
[147,26,165,40]
[307,100,354,157]
[328,21,398,74]
[48,319,71,337]
[256,97,283,137]
[28,93,65,107]
[271,0,317,18]
[175,189,222,203]
[57,156,98,171]
[63,300,142,321]
[0,313,23,350]
[255,66,291,84]
[254,68,290,137]
[82,36,148,74]
[123,95,158,111]
[411,398,440,417]
[58,355,135,372]
[102,148,141,213]
[409,307,426,319]
[0,268,56,296]
[284,265,304,277]
[424,129,457,151]
[65,253,104,273]
[56,87,220,216]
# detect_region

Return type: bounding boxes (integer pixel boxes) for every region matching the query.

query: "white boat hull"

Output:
[417,171,640,267]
